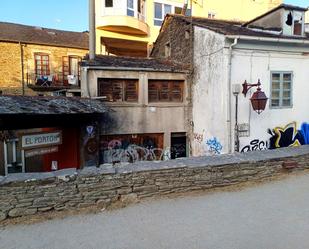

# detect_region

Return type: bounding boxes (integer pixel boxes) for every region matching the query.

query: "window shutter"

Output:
[148,82,159,102]
[62,56,69,85]
[125,80,138,102]
[160,82,170,101]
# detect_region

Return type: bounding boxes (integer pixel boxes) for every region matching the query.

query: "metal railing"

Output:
[26,72,80,88]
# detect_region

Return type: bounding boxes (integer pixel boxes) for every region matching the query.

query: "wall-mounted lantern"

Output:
[242,79,268,114]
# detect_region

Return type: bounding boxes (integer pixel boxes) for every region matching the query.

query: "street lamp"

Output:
[242,79,268,114]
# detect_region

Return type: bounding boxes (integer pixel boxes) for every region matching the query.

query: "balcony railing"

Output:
[26,72,80,91]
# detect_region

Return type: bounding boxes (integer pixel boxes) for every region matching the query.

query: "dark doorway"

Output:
[171,133,187,159]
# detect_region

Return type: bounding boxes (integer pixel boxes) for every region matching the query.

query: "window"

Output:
[127,0,134,16]
[148,80,184,102]
[174,7,182,14]
[34,53,50,76]
[98,79,138,102]
[270,72,293,108]
[105,0,113,7]
[165,43,171,58]
[154,3,172,26]
[208,12,216,19]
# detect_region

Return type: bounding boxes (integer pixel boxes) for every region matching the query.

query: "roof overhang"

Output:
[226,35,309,45]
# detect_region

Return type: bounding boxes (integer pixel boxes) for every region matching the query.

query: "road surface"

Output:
[1,173,309,249]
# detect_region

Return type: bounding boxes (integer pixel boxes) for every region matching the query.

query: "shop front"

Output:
[0,96,108,176]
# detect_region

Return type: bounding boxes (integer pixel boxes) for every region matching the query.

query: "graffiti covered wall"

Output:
[240,122,309,152]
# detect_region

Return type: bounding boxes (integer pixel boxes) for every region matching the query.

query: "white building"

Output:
[152,4,309,156]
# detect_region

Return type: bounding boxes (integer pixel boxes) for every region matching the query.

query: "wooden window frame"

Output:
[34,53,50,77]
[98,78,139,102]
[148,80,184,103]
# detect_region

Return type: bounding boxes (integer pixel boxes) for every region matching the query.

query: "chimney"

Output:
[89,0,96,60]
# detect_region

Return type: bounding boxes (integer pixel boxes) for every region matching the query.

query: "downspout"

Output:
[227,38,238,153]
[89,0,96,60]
[19,42,25,96]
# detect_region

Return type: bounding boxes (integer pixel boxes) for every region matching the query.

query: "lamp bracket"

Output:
[242,79,261,97]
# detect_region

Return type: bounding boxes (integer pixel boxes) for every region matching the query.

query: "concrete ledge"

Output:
[0,145,308,221]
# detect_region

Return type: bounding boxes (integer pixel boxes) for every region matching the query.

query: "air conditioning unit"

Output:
[67,75,78,85]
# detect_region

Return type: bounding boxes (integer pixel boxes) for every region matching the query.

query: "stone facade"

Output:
[151,17,193,66]
[0,145,308,221]
[0,41,88,95]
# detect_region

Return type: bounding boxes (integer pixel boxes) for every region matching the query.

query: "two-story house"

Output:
[81,55,190,163]
[0,22,89,96]
[152,4,309,155]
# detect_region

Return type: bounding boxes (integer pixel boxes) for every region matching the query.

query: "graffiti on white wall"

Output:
[205,137,223,155]
[241,139,268,153]
[268,122,309,149]
[240,121,309,152]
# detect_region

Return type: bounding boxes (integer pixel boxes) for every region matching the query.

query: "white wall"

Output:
[192,26,309,156]
[230,44,309,152]
[192,27,230,156]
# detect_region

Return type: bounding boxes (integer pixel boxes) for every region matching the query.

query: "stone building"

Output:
[152,4,309,156]
[81,55,190,163]
[0,22,89,96]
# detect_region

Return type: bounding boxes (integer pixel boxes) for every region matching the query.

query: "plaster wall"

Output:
[81,69,188,148]
[230,43,309,152]
[192,27,229,156]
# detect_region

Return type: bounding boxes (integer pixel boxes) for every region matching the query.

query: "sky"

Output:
[0,0,308,32]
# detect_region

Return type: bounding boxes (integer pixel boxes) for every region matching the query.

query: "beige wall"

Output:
[0,41,88,95]
[82,69,189,148]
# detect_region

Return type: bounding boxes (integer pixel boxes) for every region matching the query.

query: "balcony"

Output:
[97,16,149,36]
[97,0,149,36]
[26,72,80,92]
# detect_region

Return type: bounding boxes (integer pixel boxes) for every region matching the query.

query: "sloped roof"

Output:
[244,4,308,26]
[82,55,189,72]
[0,96,107,115]
[0,22,89,49]
[166,14,309,41]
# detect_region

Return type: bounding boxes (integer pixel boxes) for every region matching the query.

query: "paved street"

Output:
[1,173,309,249]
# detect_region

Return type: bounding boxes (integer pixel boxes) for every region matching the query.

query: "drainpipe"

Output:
[89,0,96,60]
[227,38,238,153]
[19,42,25,96]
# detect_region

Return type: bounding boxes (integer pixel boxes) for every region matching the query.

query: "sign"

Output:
[21,131,62,149]
[25,146,59,158]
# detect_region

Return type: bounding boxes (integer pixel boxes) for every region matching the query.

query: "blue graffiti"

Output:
[206,137,223,155]
[300,123,309,145]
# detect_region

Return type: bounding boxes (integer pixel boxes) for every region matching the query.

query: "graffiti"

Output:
[101,144,171,164]
[300,123,309,145]
[268,122,306,149]
[193,133,203,144]
[205,137,222,155]
[241,139,268,153]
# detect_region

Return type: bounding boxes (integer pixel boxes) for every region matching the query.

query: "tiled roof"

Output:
[82,55,189,72]
[168,14,309,40]
[0,96,107,115]
[0,22,89,49]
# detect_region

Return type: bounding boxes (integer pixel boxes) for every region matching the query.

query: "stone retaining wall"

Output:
[1,146,309,221]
